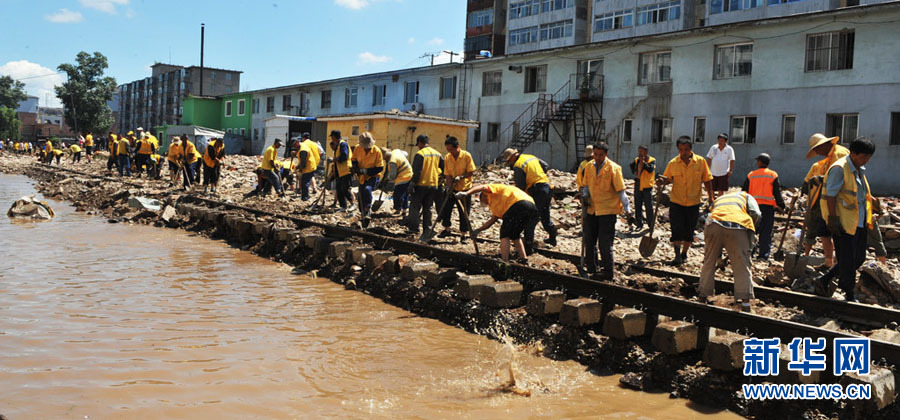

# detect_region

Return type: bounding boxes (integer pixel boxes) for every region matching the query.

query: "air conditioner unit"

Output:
[410,102,424,113]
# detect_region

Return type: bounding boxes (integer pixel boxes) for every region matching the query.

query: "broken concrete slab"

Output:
[328,241,353,261]
[869,328,900,345]
[160,205,176,222]
[347,246,374,265]
[651,321,699,355]
[424,268,459,289]
[366,251,394,271]
[313,237,337,255]
[480,281,523,308]
[455,274,494,300]
[602,308,647,340]
[401,261,439,281]
[560,298,602,327]
[127,196,162,211]
[841,366,896,411]
[526,290,566,317]
[702,333,747,371]
[383,256,400,275]
[774,349,820,385]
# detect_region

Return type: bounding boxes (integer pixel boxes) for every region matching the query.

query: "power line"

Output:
[6,71,65,81]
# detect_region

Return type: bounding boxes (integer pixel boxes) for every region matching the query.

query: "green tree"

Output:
[55,51,117,135]
[0,106,22,140]
[0,75,27,110]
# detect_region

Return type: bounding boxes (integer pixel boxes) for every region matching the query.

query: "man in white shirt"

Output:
[706,133,735,199]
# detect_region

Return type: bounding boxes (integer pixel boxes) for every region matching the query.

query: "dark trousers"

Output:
[584,214,617,273]
[300,172,315,200]
[440,193,471,232]
[72,152,81,163]
[203,164,218,186]
[107,154,116,170]
[359,177,378,211]
[117,155,131,176]
[821,227,868,294]
[393,182,410,211]
[182,162,197,187]
[527,183,556,238]
[263,169,283,194]
[336,175,353,208]
[407,186,438,233]
[634,187,654,228]
[755,205,775,259]
[135,154,149,174]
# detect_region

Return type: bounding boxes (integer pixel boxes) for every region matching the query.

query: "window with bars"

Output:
[730,115,757,143]
[482,71,502,96]
[694,117,706,143]
[524,65,547,93]
[782,115,796,144]
[540,20,573,41]
[639,51,671,84]
[439,77,457,100]
[594,10,634,32]
[487,123,501,142]
[651,118,672,143]
[714,43,753,79]
[806,30,854,72]
[623,120,633,143]
[826,113,858,143]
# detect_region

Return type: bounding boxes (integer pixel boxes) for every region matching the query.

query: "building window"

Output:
[651,118,672,143]
[510,0,539,19]
[639,51,671,84]
[282,95,292,112]
[637,1,681,25]
[540,20,574,41]
[225,101,232,117]
[714,43,753,79]
[238,99,245,116]
[891,113,900,146]
[826,113,858,143]
[404,81,419,104]
[252,98,259,114]
[594,10,634,32]
[622,119,633,143]
[509,27,538,46]
[524,65,547,93]
[440,76,457,100]
[693,117,706,143]
[806,30,854,72]
[482,71,503,96]
[351,126,360,136]
[730,115,758,144]
[710,0,762,14]
[226,128,232,134]
[321,90,332,109]
[487,122,501,142]
[240,128,246,136]
[210,71,217,80]
[254,128,259,140]
[225,73,232,81]
[781,115,796,144]
[373,84,387,106]
[473,127,481,143]
[542,0,572,12]
[345,87,358,108]
[266,96,275,113]
[468,9,493,28]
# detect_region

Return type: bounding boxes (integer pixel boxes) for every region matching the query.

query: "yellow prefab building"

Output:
[318,111,478,158]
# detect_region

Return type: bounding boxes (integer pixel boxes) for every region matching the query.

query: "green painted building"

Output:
[155,92,253,153]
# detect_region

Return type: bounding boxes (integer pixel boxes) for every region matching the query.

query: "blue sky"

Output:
[0,0,466,107]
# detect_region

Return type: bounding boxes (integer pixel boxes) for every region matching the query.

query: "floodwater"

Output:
[0,174,739,419]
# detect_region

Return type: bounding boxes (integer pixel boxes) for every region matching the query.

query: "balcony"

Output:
[467,0,494,12]
[466,24,494,37]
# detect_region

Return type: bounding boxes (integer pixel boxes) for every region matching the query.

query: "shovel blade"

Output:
[371,200,384,212]
[639,235,659,258]
[419,228,435,243]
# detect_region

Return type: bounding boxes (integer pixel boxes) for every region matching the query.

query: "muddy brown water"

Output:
[0,174,739,419]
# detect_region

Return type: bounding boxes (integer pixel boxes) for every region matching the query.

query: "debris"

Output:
[128,196,162,211]
[7,195,54,219]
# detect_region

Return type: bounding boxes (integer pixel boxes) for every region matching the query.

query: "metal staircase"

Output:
[496,73,603,162]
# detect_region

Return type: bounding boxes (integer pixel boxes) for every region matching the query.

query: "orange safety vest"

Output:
[747,168,777,207]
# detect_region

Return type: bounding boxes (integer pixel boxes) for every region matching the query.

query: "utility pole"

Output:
[200,23,205,96]
[443,50,458,64]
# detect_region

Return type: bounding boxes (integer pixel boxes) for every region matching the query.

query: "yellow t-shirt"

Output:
[485,184,534,219]
[261,146,277,170]
[663,153,713,207]
[583,158,626,216]
[513,153,549,190]
[69,144,82,153]
[415,146,442,187]
[85,134,93,147]
[445,150,476,191]
[352,145,384,184]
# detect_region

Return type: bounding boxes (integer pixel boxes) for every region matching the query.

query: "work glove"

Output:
[455,192,467,200]
[453,176,462,183]
[827,215,843,236]
[808,175,824,188]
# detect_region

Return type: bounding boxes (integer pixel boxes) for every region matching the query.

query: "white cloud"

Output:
[79,0,130,14]
[426,37,444,46]
[335,0,369,10]
[0,60,65,107]
[407,37,415,45]
[125,8,136,18]
[45,9,83,23]
[357,52,391,65]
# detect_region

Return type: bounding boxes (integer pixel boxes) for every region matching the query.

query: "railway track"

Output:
[31,163,900,367]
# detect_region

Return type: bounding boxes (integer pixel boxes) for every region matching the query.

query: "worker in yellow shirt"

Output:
[117,132,133,176]
[260,138,286,197]
[501,147,557,251]
[580,142,631,279]
[457,184,537,262]
[379,148,413,216]
[167,136,184,184]
[134,133,157,177]
[351,132,384,222]
[296,133,322,200]
[68,143,83,164]
[439,136,476,238]
[629,145,656,231]
[802,133,850,268]
[406,134,444,234]
[659,136,714,266]
[329,130,354,211]
[43,139,54,164]
[106,132,118,171]
[202,138,225,194]
[179,135,202,186]
[575,145,594,189]
[84,131,94,162]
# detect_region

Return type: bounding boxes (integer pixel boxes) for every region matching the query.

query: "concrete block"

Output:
[175,202,191,213]
[869,329,900,345]
[383,256,400,275]
[401,261,439,281]
[313,237,336,255]
[204,210,222,224]
[702,333,747,371]
[560,298,602,327]
[224,214,241,229]
[651,321,699,355]
[526,290,566,316]
[602,308,647,340]
[328,241,353,260]
[841,366,897,411]
[302,233,320,249]
[347,246,373,265]
[366,251,395,271]
[480,281,523,308]
[774,348,821,385]
[455,274,494,300]
[235,219,255,241]
[425,269,459,289]
[252,221,270,238]
[274,227,293,242]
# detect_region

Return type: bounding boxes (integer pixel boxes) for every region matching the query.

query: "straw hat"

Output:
[501,148,518,163]
[583,145,593,158]
[359,132,375,148]
[806,133,839,159]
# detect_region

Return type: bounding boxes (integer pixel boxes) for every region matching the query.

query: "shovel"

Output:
[419,181,457,242]
[638,184,665,258]
[577,204,588,277]
[371,187,387,212]
[773,191,801,261]
[456,197,480,256]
